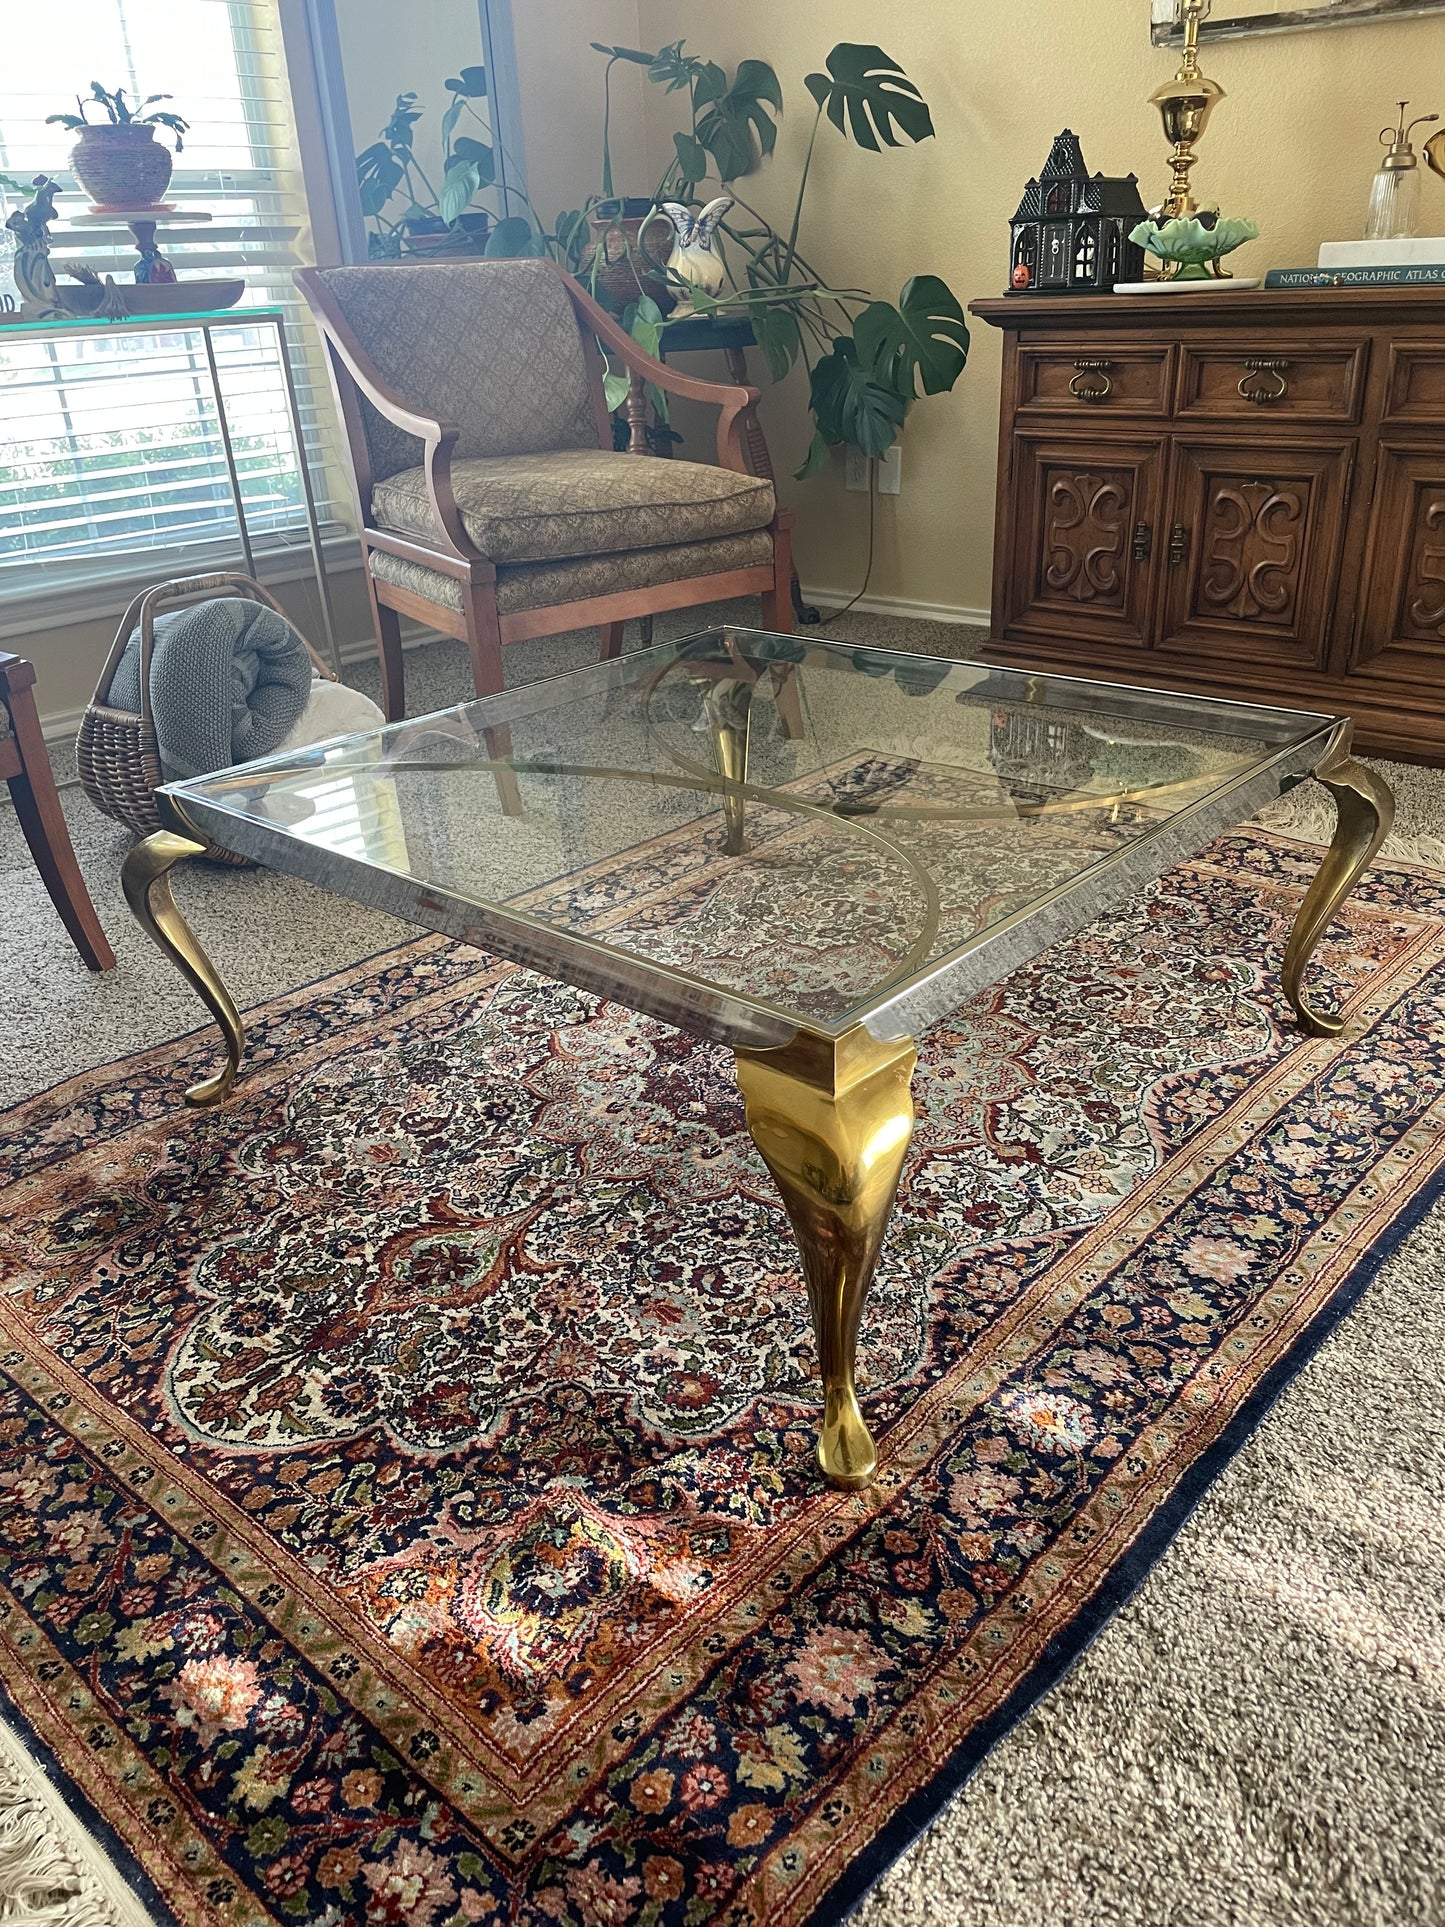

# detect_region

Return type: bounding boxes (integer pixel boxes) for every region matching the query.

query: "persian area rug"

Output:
[2,827,1444,1927]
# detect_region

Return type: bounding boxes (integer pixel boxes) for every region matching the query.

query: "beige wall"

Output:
[523,0,1445,613]
[23,0,1445,727]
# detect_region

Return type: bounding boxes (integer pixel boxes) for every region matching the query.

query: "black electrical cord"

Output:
[821,460,877,623]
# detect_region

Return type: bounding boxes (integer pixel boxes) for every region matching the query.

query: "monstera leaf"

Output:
[355,141,404,217]
[854,276,969,399]
[445,65,488,97]
[692,58,781,181]
[672,131,710,186]
[438,160,480,224]
[804,45,934,150]
[484,216,541,258]
[806,337,905,464]
[749,300,803,382]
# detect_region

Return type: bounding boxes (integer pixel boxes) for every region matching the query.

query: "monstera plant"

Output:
[488,40,968,473]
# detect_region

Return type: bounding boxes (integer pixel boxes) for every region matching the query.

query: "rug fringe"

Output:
[0,1716,150,1927]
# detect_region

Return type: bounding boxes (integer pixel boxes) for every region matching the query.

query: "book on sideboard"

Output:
[1265,264,1445,288]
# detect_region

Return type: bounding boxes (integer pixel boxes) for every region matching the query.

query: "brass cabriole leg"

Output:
[707,676,753,856]
[1282,754,1396,1037]
[121,832,246,1107]
[734,1026,918,1488]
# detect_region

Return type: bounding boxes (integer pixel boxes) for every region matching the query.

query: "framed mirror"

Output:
[1152,0,1445,42]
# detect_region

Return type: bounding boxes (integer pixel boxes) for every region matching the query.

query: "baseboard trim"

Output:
[798,586,991,628]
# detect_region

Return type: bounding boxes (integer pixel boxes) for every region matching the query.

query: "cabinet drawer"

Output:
[1017,346,1172,416]
[1176,343,1367,422]
[1384,344,1445,422]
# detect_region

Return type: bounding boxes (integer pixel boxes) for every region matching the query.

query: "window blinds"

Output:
[0,0,348,599]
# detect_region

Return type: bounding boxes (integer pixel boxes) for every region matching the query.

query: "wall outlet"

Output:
[878,444,902,495]
[845,446,871,491]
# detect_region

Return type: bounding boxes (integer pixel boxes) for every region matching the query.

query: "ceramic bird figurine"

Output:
[655,196,734,297]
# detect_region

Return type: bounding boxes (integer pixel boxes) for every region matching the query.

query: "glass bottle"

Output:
[1365,102,1439,240]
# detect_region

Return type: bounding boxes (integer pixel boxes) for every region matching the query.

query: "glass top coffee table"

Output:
[122,629,1394,1488]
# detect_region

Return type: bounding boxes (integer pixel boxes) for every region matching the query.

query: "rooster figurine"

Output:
[654,196,734,297]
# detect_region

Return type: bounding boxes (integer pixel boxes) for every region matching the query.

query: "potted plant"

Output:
[356,70,497,259]
[46,82,189,209]
[490,40,969,472]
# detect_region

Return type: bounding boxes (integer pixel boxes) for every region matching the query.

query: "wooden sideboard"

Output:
[970,288,1445,759]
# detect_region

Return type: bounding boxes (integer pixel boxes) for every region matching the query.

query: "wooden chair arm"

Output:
[0,652,37,699]
[563,270,761,473]
[293,267,477,563]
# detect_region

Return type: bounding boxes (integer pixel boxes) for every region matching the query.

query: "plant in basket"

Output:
[47,82,189,210]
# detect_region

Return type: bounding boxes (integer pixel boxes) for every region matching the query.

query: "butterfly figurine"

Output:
[652,195,735,297]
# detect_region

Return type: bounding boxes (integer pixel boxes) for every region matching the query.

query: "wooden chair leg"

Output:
[762,511,795,638]
[365,572,406,722]
[773,666,805,742]
[3,673,114,971]
[600,621,625,662]
[462,581,523,817]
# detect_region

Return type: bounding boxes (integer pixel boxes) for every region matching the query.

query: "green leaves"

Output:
[854,275,969,399]
[691,58,781,182]
[438,162,480,224]
[589,42,656,65]
[356,140,405,218]
[484,216,541,257]
[804,45,934,150]
[445,66,488,98]
[673,131,710,186]
[807,337,905,462]
[749,300,802,381]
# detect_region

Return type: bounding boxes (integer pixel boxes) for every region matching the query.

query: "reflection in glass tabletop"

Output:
[125,628,1393,1488]
[157,630,1343,1049]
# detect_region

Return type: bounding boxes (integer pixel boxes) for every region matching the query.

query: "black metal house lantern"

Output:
[1008,129,1148,295]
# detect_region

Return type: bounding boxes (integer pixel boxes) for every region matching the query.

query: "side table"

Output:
[654,313,819,626]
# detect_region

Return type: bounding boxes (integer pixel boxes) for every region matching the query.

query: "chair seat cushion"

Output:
[370,450,775,565]
[369,529,775,617]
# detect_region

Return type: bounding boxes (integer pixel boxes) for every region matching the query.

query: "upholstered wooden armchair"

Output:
[294,259,793,720]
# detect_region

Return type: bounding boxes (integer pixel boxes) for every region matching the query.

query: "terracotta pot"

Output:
[70,124,173,209]
[586,200,675,314]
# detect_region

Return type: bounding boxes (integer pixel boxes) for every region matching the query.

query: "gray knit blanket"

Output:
[106,597,312,782]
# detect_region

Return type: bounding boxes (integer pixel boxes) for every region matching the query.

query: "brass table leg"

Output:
[706,677,753,856]
[735,1027,917,1488]
[121,832,246,1106]
[1282,753,1395,1037]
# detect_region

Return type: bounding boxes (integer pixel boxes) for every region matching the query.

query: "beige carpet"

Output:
[2,607,1442,1925]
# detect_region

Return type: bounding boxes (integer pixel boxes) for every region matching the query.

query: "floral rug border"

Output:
[2,829,1440,1927]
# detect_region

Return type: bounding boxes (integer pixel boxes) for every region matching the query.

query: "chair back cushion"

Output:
[312,261,600,478]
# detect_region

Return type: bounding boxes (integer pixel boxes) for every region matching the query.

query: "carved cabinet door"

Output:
[1155,438,1354,670]
[1352,446,1445,688]
[1002,435,1165,650]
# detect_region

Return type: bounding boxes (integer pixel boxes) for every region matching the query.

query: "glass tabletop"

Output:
[162,630,1343,1050]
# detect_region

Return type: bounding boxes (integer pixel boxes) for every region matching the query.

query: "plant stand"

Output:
[658,313,820,627]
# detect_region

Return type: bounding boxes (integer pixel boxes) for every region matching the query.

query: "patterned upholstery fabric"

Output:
[311,262,600,480]
[370,451,775,564]
[369,530,775,617]
[0,700,11,743]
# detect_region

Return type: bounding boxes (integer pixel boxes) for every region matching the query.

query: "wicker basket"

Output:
[77,572,335,865]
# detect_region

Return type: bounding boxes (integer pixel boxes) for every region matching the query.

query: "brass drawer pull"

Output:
[1238,358,1290,404]
[1168,522,1189,566]
[1132,521,1152,562]
[1069,358,1113,402]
